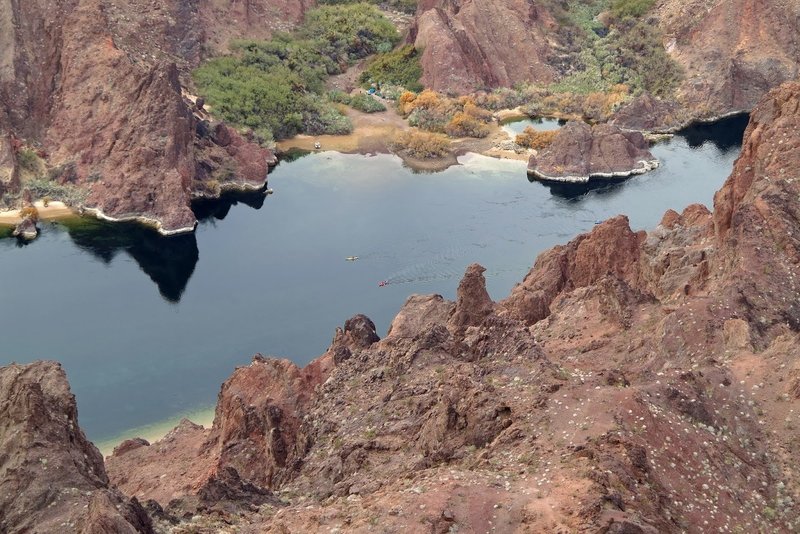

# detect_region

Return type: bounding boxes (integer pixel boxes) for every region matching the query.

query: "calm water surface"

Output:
[0,116,748,443]
[501,117,563,137]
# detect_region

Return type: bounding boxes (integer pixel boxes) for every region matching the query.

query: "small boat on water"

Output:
[265,188,274,195]
[346,256,359,261]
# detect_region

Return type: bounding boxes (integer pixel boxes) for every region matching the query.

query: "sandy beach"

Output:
[96,406,216,457]
[0,200,74,226]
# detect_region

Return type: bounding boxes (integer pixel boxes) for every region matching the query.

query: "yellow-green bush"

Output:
[515,127,558,150]
[392,130,450,159]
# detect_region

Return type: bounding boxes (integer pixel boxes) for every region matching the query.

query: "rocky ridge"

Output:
[527,121,659,183]
[98,82,800,531]
[0,362,152,534]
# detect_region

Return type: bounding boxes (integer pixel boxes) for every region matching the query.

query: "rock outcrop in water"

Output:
[6,82,800,532]
[527,121,659,182]
[0,0,295,234]
[0,362,153,533]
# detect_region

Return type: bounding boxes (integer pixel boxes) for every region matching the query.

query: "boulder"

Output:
[12,216,38,241]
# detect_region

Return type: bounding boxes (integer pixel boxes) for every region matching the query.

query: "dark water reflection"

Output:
[679,113,750,153]
[65,220,199,303]
[0,117,748,444]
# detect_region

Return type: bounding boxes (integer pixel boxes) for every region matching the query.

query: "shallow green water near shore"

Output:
[0,115,748,444]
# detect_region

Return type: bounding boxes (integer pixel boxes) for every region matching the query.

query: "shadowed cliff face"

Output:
[99,83,800,532]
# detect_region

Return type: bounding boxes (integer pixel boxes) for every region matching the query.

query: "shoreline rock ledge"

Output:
[527,121,659,183]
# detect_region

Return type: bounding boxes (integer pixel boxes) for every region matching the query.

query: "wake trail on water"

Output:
[377,245,523,287]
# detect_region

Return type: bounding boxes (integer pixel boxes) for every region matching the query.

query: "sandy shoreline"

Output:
[0,200,74,225]
[96,406,216,457]
[276,104,532,171]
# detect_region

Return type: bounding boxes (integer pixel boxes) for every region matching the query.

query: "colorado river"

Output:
[0,115,748,445]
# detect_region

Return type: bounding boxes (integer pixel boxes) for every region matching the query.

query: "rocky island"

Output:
[527,122,659,183]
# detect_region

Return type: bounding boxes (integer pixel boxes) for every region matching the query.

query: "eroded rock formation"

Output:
[0,362,153,534]
[527,121,659,182]
[657,0,800,118]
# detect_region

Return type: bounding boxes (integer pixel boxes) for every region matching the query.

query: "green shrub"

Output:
[548,5,681,97]
[303,97,354,134]
[328,91,387,113]
[610,0,656,19]
[193,3,397,140]
[17,148,41,174]
[301,3,400,64]
[360,45,423,92]
[22,178,87,206]
[318,0,418,14]
[348,93,387,113]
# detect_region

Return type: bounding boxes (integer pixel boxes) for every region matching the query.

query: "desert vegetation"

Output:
[515,127,558,149]
[193,3,400,141]
[359,45,424,92]
[391,130,450,159]
[549,0,681,97]
[318,0,418,14]
[328,91,387,113]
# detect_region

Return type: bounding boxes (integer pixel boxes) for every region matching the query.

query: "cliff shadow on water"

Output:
[532,114,750,201]
[64,218,199,303]
[193,188,269,224]
[679,113,751,153]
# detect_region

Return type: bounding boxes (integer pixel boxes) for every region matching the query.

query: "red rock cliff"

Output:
[0,0,306,234]
[0,361,153,533]
[411,0,557,93]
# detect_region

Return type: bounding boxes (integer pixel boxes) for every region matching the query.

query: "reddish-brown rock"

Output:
[0,362,152,534]
[0,0,285,235]
[107,342,335,509]
[203,352,334,490]
[657,0,800,118]
[500,215,645,324]
[412,0,557,93]
[75,83,800,532]
[527,121,659,182]
[0,133,18,196]
[200,0,316,55]
[448,262,494,332]
[610,91,688,132]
